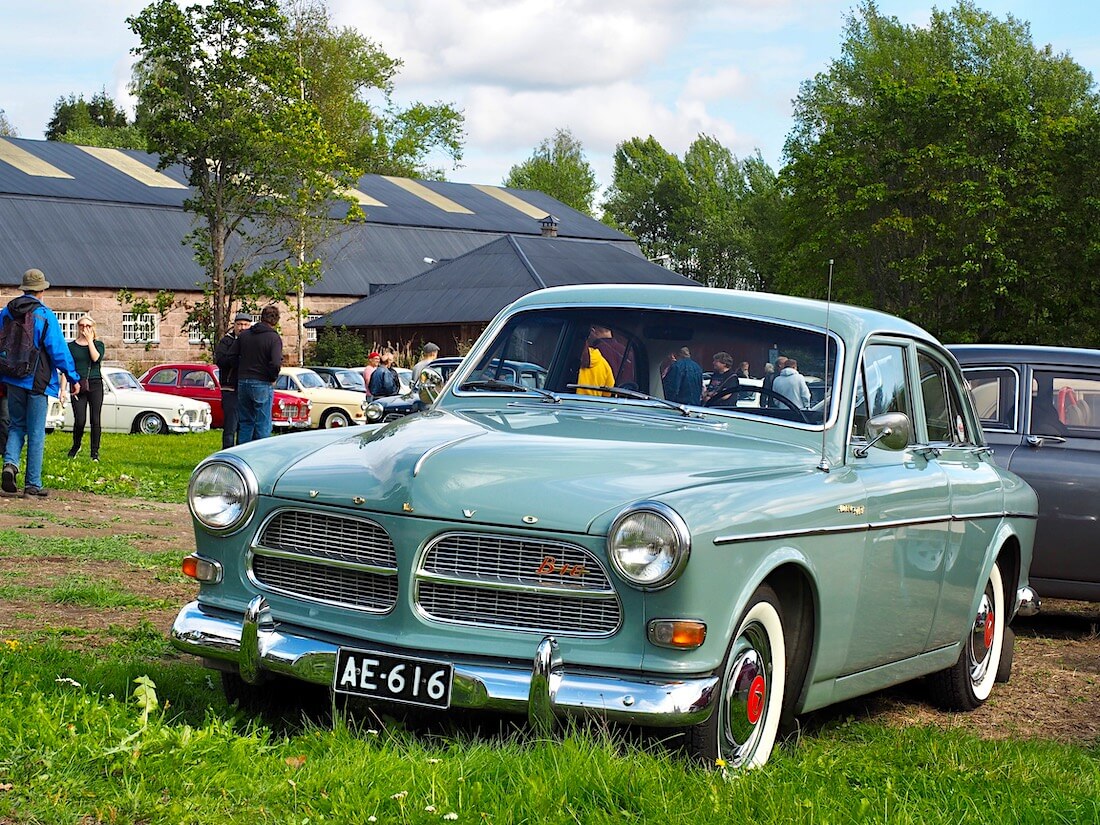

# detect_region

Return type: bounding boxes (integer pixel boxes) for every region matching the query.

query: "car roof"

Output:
[948,344,1100,368]
[506,284,936,345]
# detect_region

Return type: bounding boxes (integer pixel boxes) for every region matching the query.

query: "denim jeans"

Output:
[3,386,48,488]
[237,379,274,443]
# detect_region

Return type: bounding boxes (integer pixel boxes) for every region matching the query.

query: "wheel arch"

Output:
[760,562,818,721]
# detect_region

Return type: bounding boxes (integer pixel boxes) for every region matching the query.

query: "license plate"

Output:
[333,648,453,709]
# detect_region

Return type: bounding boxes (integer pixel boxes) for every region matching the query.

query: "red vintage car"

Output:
[138,363,311,431]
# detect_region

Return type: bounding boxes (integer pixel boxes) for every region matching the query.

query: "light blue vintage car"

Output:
[173,285,1038,768]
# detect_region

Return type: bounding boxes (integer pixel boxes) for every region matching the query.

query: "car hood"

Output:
[271,406,818,533]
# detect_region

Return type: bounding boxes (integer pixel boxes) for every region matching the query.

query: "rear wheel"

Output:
[929,562,1005,710]
[689,585,787,769]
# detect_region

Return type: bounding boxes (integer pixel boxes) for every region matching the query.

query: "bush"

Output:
[307,325,369,367]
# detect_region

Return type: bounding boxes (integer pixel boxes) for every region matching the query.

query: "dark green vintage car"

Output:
[173,285,1038,768]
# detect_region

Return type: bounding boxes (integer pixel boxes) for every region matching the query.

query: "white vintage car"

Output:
[62,366,212,435]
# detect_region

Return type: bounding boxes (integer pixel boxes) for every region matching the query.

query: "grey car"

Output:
[949,344,1100,601]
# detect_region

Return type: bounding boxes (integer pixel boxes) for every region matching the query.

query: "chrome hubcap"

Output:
[968,588,995,684]
[721,624,771,764]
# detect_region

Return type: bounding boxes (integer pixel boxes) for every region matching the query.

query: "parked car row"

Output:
[172,284,1040,770]
[139,364,311,432]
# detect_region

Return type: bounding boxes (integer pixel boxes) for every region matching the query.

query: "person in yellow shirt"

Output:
[577,343,614,396]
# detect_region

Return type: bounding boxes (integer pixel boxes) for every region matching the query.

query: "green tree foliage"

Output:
[128,0,360,346]
[503,128,598,215]
[0,109,16,137]
[602,135,781,289]
[307,324,368,367]
[57,125,148,150]
[779,1,1100,346]
[283,0,463,179]
[46,91,129,140]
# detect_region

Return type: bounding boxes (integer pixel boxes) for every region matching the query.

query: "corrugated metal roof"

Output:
[0,137,628,239]
[1,196,640,296]
[313,236,697,327]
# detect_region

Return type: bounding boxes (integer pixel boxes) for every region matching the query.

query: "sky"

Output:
[2,0,1099,195]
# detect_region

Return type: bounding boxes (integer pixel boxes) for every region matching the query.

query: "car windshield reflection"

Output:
[454,306,839,426]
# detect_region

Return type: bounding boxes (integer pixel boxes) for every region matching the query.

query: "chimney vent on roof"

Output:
[539,214,559,237]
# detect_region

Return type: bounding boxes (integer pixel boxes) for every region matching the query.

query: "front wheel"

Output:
[134,411,167,435]
[928,562,1005,710]
[689,585,787,769]
[321,408,352,428]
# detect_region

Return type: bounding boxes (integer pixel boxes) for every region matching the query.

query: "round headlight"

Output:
[365,401,384,422]
[607,502,690,590]
[188,456,258,533]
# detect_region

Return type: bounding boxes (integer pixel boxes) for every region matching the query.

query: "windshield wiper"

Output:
[460,378,561,403]
[566,384,696,417]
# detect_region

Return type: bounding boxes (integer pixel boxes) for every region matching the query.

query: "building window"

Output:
[56,311,88,342]
[187,322,210,345]
[306,314,323,343]
[122,313,159,344]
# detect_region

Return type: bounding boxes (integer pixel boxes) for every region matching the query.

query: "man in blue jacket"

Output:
[1,269,81,497]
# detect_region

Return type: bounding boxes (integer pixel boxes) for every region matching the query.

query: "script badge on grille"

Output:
[334,648,453,709]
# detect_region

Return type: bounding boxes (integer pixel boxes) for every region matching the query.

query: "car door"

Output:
[916,348,1007,649]
[180,368,221,424]
[100,372,123,432]
[1007,366,1100,598]
[845,340,952,672]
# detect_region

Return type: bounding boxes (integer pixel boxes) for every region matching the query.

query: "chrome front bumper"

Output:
[171,597,718,729]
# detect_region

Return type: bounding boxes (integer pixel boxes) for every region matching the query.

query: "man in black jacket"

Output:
[213,312,252,449]
[236,305,283,443]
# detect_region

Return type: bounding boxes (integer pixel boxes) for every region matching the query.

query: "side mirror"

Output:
[854,412,912,457]
[418,367,444,404]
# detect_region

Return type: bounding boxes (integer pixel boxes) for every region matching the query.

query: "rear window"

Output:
[962,368,1018,432]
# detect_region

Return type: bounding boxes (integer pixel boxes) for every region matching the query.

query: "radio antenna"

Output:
[817,258,834,473]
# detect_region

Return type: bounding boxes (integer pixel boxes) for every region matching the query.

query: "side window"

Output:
[182,369,214,389]
[918,352,973,444]
[1031,370,1100,440]
[961,368,1017,431]
[275,375,291,391]
[147,369,178,387]
[853,344,912,439]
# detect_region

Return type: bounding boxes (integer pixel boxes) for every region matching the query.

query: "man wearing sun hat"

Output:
[1,268,82,498]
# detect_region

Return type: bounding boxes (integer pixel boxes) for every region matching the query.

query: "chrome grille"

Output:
[250,509,398,612]
[416,532,621,635]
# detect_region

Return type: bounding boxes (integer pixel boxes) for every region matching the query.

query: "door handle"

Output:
[1026,435,1066,447]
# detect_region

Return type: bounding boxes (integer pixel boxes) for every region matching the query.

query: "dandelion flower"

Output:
[3,639,19,651]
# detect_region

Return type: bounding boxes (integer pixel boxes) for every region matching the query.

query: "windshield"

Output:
[336,370,365,390]
[297,371,326,389]
[459,306,838,426]
[110,370,143,391]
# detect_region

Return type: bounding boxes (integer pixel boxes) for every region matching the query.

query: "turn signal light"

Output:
[647,619,707,649]
[181,554,221,583]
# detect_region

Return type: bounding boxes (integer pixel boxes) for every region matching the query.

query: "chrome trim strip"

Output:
[252,545,397,577]
[714,511,1022,545]
[171,600,716,727]
[416,569,616,598]
[414,432,482,477]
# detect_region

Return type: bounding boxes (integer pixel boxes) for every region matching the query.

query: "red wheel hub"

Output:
[983,610,995,650]
[746,674,766,724]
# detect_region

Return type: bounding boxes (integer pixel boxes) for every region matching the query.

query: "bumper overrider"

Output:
[171,596,719,730]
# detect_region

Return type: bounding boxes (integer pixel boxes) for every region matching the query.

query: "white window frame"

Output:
[187,322,210,345]
[55,311,88,342]
[122,312,159,344]
[306,314,323,343]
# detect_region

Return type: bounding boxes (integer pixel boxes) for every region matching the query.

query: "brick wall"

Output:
[0,287,357,375]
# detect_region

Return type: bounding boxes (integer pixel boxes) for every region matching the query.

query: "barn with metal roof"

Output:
[0,136,663,367]
[313,234,697,348]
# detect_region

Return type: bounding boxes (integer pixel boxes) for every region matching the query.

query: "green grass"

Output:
[38,429,224,501]
[2,425,1098,823]
[0,642,1097,824]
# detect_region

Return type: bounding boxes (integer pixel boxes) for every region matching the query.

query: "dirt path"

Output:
[1,490,1097,745]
